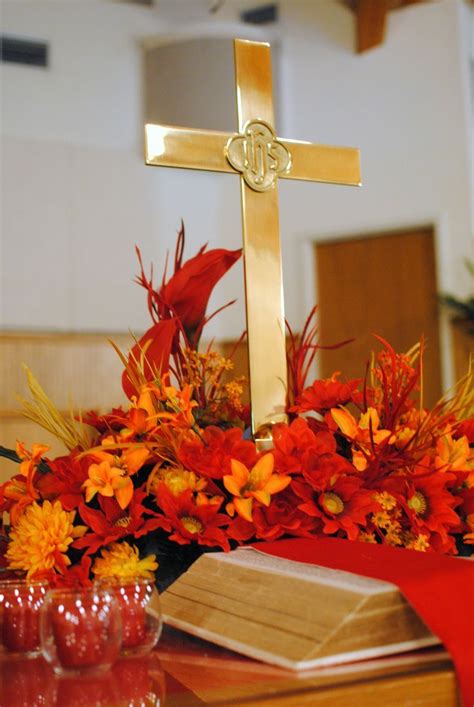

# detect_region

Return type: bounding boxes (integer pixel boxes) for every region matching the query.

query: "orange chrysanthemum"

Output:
[92,542,158,580]
[5,500,87,578]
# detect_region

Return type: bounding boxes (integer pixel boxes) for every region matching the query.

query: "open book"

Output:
[160,548,440,670]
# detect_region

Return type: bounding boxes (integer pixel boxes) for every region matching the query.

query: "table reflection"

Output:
[0,652,166,706]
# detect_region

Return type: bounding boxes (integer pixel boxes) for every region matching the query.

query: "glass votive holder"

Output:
[40,587,122,676]
[0,579,49,658]
[96,578,162,657]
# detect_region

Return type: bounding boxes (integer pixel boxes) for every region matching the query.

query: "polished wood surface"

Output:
[0,625,458,706]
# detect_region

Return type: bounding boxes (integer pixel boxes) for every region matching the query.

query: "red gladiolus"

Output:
[136,226,241,347]
[122,319,178,399]
[159,246,241,342]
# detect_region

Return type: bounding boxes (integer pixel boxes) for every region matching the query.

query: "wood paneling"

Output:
[450,319,474,381]
[0,331,134,482]
[315,227,442,407]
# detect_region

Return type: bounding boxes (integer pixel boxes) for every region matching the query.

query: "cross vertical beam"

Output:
[234,40,287,439]
[144,38,361,444]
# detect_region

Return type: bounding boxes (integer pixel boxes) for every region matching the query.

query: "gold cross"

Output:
[145,39,360,445]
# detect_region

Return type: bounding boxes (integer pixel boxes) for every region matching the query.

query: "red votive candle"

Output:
[0,580,48,657]
[118,587,147,649]
[97,578,162,657]
[40,588,122,676]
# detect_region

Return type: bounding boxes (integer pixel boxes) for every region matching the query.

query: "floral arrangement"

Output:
[1,225,473,590]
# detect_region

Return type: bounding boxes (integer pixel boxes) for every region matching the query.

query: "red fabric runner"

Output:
[253,538,474,707]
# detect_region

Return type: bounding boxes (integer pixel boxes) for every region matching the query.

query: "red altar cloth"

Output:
[254,537,474,707]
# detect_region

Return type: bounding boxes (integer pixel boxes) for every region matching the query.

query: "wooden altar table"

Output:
[0,625,458,706]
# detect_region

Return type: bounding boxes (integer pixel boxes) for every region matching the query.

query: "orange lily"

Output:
[435,433,474,478]
[82,458,134,510]
[17,441,50,495]
[1,442,50,524]
[223,453,291,522]
[331,407,393,471]
[96,446,151,477]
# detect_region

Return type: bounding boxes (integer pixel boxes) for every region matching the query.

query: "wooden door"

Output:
[315,227,442,407]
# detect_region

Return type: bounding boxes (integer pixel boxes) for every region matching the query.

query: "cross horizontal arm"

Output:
[145,124,234,173]
[281,140,361,186]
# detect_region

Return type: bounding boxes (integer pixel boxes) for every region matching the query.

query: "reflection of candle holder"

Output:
[0,579,48,658]
[0,656,56,706]
[112,653,166,704]
[40,588,122,676]
[96,578,162,657]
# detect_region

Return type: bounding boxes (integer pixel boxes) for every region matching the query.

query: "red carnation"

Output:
[36,454,91,510]
[178,426,258,480]
[292,372,361,414]
[272,417,337,475]
[252,487,318,542]
[453,418,474,444]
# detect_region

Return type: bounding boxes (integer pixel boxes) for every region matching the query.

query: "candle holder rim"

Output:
[94,576,156,588]
[44,586,115,601]
[0,578,49,588]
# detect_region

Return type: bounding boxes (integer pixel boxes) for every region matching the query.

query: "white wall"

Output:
[1,0,472,385]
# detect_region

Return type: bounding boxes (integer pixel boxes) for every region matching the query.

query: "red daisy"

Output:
[294,475,378,541]
[382,460,462,553]
[156,485,230,551]
[73,488,169,555]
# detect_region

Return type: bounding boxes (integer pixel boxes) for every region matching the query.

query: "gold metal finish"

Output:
[144,38,361,444]
[226,120,291,192]
[233,39,288,442]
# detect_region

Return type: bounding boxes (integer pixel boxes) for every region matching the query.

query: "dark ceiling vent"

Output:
[241,4,277,24]
[1,36,48,67]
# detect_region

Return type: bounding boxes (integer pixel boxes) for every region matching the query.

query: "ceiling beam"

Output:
[356,0,390,53]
